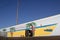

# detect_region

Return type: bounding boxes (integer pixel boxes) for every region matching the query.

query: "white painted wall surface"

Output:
[0,14,60,36]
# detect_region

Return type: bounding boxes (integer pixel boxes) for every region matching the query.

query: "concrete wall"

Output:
[0,14,60,37]
[0,31,7,37]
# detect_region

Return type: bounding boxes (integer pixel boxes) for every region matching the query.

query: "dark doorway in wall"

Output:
[25,30,33,37]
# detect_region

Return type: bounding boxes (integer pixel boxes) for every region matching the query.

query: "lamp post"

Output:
[16,0,19,25]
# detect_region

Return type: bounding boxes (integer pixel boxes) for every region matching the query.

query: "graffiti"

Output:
[10,27,15,32]
[26,22,36,30]
[10,27,15,37]
[3,29,6,32]
[44,29,53,32]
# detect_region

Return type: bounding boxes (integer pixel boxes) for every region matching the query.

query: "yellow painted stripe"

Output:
[7,30,25,37]
[34,25,56,36]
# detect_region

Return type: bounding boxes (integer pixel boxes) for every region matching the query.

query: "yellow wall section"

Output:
[7,25,56,37]
[7,30,25,37]
[34,25,56,36]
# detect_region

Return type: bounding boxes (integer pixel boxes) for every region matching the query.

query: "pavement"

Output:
[0,36,60,40]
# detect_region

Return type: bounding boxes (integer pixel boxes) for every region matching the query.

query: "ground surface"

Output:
[0,36,60,40]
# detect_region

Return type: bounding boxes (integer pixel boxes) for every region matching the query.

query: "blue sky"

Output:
[0,0,60,28]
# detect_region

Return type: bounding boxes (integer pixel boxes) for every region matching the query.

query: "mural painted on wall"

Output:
[7,23,57,37]
[10,27,16,37]
[26,22,36,30]
[44,29,53,32]
[10,27,15,32]
[34,23,57,36]
[3,29,6,32]
[35,23,57,32]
